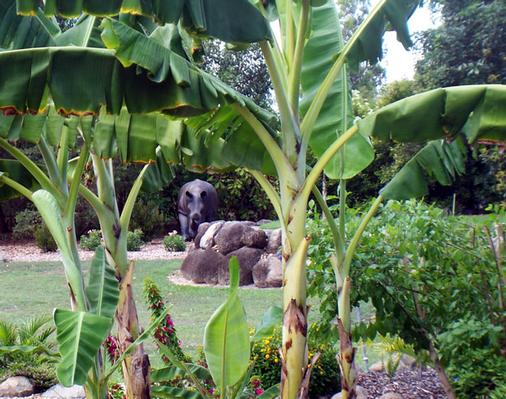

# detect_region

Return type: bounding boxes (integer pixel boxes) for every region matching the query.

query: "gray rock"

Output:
[193,222,210,247]
[369,360,386,372]
[219,247,264,285]
[214,222,249,254]
[242,228,267,249]
[0,376,34,397]
[181,248,228,284]
[379,393,403,399]
[199,221,224,249]
[253,255,283,288]
[266,228,282,253]
[42,384,85,399]
[399,354,417,369]
[331,385,368,399]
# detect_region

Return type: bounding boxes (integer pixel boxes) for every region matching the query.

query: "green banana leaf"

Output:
[16,0,271,45]
[381,136,468,200]
[300,0,374,180]
[0,159,39,200]
[347,0,421,67]
[204,257,250,393]
[53,309,112,386]
[258,384,280,399]
[151,386,203,399]
[0,0,58,49]
[0,344,58,358]
[358,85,506,144]
[85,246,119,319]
[31,190,86,307]
[251,305,282,342]
[151,364,211,383]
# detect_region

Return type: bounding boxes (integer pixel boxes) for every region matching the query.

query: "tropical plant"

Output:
[80,229,102,251]
[127,229,144,251]
[2,1,506,399]
[162,234,186,252]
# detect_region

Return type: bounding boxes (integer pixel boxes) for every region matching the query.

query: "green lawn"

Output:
[0,259,281,360]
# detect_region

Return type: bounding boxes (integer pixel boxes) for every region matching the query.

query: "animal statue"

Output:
[177,179,218,240]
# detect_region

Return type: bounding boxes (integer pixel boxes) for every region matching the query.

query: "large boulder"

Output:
[331,386,368,399]
[243,228,267,249]
[0,376,34,397]
[214,222,249,254]
[219,247,264,285]
[198,221,225,249]
[266,228,282,253]
[379,393,404,399]
[181,248,228,284]
[193,222,210,248]
[253,255,282,288]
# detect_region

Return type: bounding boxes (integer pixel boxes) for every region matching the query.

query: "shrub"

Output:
[130,200,167,240]
[79,229,102,251]
[251,327,340,397]
[127,229,144,251]
[12,208,42,240]
[0,316,58,391]
[163,233,186,252]
[34,224,57,252]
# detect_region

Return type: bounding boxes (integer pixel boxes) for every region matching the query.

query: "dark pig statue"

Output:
[178,179,218,240]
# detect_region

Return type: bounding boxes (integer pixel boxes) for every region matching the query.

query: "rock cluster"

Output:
[181,221,282,288]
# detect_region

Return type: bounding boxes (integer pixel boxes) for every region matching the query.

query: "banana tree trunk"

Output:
[281,197,311,399]
[116,261,150,399]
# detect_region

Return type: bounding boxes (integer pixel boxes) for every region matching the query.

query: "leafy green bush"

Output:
[79,229,102,250]
[130,200,167,240]
[163,234,186,252]
[12,208,42,240]
[438,316,506,398]
[0,316,58,390]
[34,224,57,252]
[306,199,505,396]
[251,327,340,397]
[127,229,144,251]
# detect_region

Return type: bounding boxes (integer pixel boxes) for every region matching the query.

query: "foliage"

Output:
[130,199,167,241]
[127,229,144,252]
[12,207,42,240]
[143,278,188,362]
[438,316,506,397]
[163,234,186,252]
[307,199,505,394]
[79,230,102,251]
[251,327,340,398]
[34,224,58,252]
[0,316,58,390]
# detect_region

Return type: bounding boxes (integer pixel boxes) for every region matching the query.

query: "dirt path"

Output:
[0,240,187,263]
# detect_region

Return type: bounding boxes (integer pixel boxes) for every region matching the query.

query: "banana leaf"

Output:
[359,85,506,144]
[16,0,271,45]
[0,159,39,200]
[300,0,373,180]
[381,136,468,200]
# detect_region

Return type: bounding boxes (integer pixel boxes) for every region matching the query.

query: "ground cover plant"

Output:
[1,0,506,398]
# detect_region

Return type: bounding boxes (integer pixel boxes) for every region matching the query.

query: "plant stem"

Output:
[0,174,33,200]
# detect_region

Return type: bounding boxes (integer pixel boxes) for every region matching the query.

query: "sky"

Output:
[376,2,440,82]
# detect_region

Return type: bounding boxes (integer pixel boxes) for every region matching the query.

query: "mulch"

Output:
[356,368,448,398]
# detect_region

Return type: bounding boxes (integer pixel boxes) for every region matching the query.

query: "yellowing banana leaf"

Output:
[301,0,373,180]
[381,136,467,200]
[85,246,119,319]
[347,0,421,67]
[16,0,271,44]
[358,85,506,144]
[53,309,112,386]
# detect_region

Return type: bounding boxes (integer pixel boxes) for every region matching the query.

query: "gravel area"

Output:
[0,239,187,263]
[356,368,448,398]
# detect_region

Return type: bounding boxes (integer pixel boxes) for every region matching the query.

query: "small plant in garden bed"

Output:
[0,316,58,391]
[163,233,186,252]
[34,224,57,252]
[127,229,144,251]
[79,229,102,251]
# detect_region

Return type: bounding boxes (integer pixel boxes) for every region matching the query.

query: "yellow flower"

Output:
[264,339,270,345]
[274,358,279,363]
[265,354,270,359]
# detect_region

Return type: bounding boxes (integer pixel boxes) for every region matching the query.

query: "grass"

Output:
[0,259,281,360]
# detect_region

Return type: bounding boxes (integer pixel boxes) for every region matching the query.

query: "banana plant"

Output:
[4,1,506,399]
